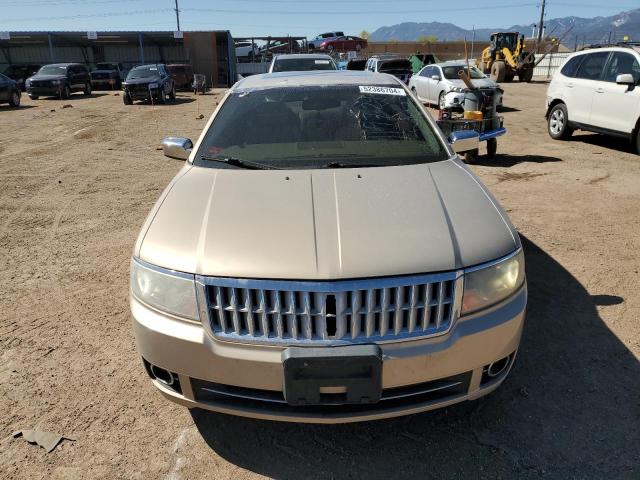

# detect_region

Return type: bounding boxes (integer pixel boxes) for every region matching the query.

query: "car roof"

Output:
[132,64,164,68]
[574,46,640,55]
[42,63,81,67]
[434,61,475,67]
[234,71,402,90]
[274,54,334,60]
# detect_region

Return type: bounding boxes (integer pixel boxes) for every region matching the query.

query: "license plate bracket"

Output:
[282,345,382,406]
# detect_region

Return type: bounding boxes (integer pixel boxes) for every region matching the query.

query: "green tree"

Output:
[359,30,370,40]
[417,35,438,43]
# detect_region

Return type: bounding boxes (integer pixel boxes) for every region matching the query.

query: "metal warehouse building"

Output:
[0,31,237,87]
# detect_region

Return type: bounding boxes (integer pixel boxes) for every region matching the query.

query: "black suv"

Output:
[0,73,21,107]
[26,63,92,99]
[122,64,176,105]
[91,62,126,90]
[3,64,41,91]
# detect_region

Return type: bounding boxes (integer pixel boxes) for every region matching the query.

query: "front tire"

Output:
[84,82,92,95]
[169,85,176,101]
[486,137,497,158]
[123,92,133,105]
[464,149,479,164]
[548,103,573,140]
[520,66,534,82]
[157,90,166,104]
[491,61,506,83]
[61,84,71,99]
[438,91,446,110]
[9,90,21,107]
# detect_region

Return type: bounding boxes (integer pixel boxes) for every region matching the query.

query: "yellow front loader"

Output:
[479,32,535,83]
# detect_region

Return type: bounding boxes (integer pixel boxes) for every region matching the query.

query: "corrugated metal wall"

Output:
[534,53,571,78]
[0,44,188,68]
[1,31,236,87]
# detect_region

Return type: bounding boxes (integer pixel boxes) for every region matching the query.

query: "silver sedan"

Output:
[409,62,502,109]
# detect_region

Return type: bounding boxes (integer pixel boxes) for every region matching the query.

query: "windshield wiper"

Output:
[322,161,385,169]
[200,155,280,170]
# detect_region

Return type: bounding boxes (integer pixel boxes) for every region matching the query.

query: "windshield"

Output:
[379,60,412,72]
[442,65,486,80]
[95,63,117,70]
[194,85,448,169]
[38,65,67,76]
[127,66,159,80]
[273,58,336,72]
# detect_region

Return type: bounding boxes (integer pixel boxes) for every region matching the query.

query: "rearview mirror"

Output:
[616,73,635,85]
[431,75,441,81]
[162,137,193,160]
[449,130,480,154]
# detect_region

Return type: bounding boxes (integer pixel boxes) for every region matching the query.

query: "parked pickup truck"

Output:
[91,62,125,90]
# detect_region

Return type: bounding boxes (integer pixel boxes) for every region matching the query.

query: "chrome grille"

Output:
[196,272,462,345]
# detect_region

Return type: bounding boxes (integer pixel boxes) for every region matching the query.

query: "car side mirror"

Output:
[449,130,480,154]
[431,75,441,81]
[616,73,635,86]
[162,137,193,160]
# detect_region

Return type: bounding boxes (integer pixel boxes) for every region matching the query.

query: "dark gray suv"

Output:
[26,63,92,99]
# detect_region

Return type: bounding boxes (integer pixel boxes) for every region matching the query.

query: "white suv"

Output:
[546,46,640,153]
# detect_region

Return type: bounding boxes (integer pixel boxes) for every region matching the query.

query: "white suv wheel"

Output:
[549,109,564,135]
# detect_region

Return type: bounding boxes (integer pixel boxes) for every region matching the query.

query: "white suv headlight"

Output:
[461,250,525,315]
[130,259,199,320]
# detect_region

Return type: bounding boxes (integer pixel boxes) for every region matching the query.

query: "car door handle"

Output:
[566,83,574,88]
[595,88,605,94]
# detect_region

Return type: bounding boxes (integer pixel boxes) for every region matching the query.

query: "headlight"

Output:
[148,82,158,89]
[25,79,31,87]
[449,86,465,93]
[461,250,525,315]
[51,80,61,85]
[130,259,199,320]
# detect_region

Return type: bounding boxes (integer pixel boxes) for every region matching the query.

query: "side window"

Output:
[603,52,640,83]
[422,66,433,77]
[560,55,583,78]
[574,52,609,81]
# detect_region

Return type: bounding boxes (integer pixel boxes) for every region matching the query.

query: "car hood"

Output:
[124,76,160,85]
[448,77,496,89]
[30,74,66,81]
[137,160,518,279]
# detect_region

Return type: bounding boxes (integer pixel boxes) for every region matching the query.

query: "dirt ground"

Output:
[1,82,639,480]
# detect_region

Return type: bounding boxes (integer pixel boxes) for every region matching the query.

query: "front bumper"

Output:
[92,78,118,87]
[444,91,504,110]
[124,86,161,100]
[27,85,62,96]
[132,284,526,423]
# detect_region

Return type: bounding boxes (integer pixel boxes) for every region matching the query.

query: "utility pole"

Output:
[174,0,181,31]
[537,0,546,45]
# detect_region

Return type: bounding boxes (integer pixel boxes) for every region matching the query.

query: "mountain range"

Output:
[369,8,640,45]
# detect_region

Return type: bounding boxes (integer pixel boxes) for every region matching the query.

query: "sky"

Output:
[0,0,637,36]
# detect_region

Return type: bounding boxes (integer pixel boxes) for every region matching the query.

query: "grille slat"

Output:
[203,273,458,345]
[365,289,375,338]
[435,282,446,329]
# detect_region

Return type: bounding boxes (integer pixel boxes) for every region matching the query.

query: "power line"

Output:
[0,8,173,23]
[182,3,540,16]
